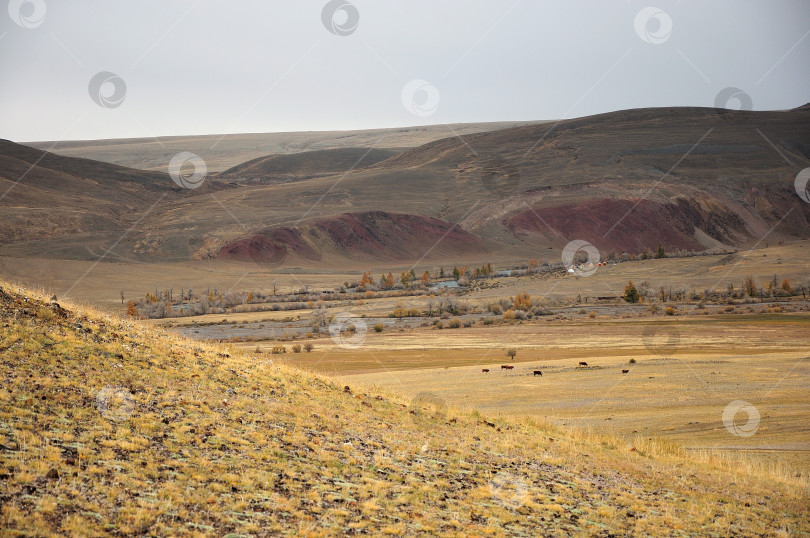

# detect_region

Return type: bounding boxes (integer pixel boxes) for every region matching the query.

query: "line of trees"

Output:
[620,275,808,304]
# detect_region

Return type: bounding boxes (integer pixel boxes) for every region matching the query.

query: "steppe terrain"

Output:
[2,105,810,535]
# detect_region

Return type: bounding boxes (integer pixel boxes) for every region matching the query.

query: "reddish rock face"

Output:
[504,195,763,254]
[216,211,490,264]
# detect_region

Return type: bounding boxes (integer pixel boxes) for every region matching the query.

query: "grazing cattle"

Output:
[622,369,629,374]
[578,361,588,366]
[501,365,514,370]
[533,370,542,376]
[482,368,490,373]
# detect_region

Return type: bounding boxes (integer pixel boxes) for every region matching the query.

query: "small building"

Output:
[429,280,460,292]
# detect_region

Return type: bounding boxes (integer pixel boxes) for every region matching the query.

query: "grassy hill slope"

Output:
[1,283,808,535]
[218,148,402,180]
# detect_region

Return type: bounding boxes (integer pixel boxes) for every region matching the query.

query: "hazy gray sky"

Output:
[1,0,808,142]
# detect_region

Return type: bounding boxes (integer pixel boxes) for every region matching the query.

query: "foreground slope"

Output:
[1,283,808,535]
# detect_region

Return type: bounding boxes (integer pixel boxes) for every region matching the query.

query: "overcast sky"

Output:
[1,0,808,142]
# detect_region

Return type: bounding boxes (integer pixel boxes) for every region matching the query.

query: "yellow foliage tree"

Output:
[513,292,531,311]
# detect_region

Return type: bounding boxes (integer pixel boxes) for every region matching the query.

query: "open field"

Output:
[3,239,809,315]
[0,256,356,313]
[341,349,810,463]
[241,313,810,476]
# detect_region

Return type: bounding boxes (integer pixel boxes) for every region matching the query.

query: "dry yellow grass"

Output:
[1,280,808,535]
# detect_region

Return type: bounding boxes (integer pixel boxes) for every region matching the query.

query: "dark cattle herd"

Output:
[481,361,631,375]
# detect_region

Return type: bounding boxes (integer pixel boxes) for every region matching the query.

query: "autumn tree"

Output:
[126,301,138,318]
[452,267,461,280]
[420,271,431,286]
[623,281,640,303]
[359,271,373,287]
[513,292,531,311]
[781,278,792,294]
[743,275,757,297]
[385,272,394,289]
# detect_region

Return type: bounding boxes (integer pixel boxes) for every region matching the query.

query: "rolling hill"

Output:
[351,105,810,251]
[203,104,810,264]
[218,147,402,181]
[0,139,173,245]
[0,139,239,264]
[1,281,808,535]
[26,122,537,174]
[3,105,810,266]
